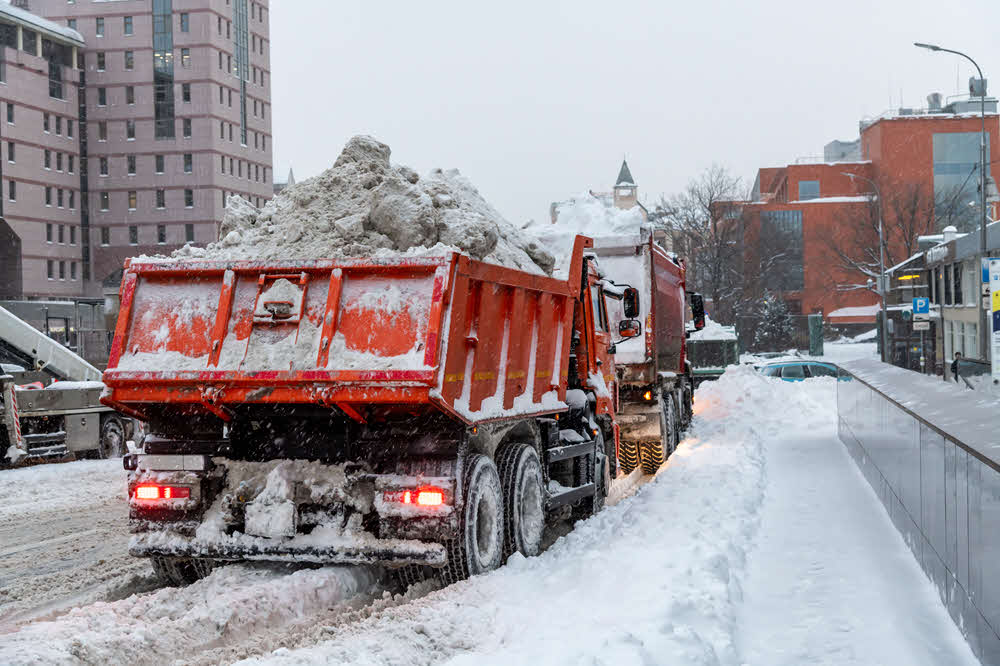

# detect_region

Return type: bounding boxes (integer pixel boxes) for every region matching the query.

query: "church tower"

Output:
[613,159,638,210]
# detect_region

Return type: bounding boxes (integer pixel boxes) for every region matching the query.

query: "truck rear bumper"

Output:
[129,532,448,567]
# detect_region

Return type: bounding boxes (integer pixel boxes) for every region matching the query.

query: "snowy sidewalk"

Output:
[736,380,976,665]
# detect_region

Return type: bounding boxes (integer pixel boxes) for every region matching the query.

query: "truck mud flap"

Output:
[129,534,448,567]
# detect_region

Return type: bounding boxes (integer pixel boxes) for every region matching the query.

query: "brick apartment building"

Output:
[0,0,273,300]
[0,2,84,299]
[732,91,999,325]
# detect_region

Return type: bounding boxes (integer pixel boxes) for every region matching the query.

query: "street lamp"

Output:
[842,172,890,363]
[915,42,989,361]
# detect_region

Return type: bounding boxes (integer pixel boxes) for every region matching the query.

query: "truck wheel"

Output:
[497,442,544,558]
[150,556,214,586]
[572,430,608,519]
[638,441,665,475]
[619,439,639,475]
[663,393,679,455]
[442,454,505,584]
[98,415,125,459]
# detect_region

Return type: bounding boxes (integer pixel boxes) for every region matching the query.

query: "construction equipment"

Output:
[102,236,641,585]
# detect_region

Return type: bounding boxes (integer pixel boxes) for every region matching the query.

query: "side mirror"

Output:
[623,287,640,319]
[689,293,706,330]
[619,319,641,339]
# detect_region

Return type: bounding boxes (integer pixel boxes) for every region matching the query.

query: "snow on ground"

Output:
[813,341,877,365]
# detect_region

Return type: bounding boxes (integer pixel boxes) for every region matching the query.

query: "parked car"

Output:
[759,361,849,382]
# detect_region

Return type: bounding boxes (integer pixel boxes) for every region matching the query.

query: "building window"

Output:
[68,155,74,173]
[185,189,194,208]
[183,118,192,138]
[126,85,135,105]
[7,180,14,202]
[6,103,13,124]
[57,189,64,208]
[220,121,225,139]
[6,142,12,163]
[124,16,134,35]
[45,187,52,206]
[99,156,108,176]
[58,225,64,244]
[760,209,804,291]
[127,154,136,175]
[59,261,65,281]
[964,261,977,306]
[228,124,233,142]
[96,52,105,71]
[185,223,194,242]
[156,189,166,208]
[953,263,962,305]
[44,150,52,169]
[153,0,176,139]
[68,18,76,30]
[184,153,193,173]
[965,322,978,358]
[155,154,165,173]
[180,12,189,32]
[67,120,73,138]
[96,17,104,37]
[182,83,191,103]
[56,153,62,171]
[220,155,225,173]
[47,260,54,280]
[97,87,107,106]
[70,226,76,245]
[933,132,992,232]
[944,263,953,305]
[101,227,110,246]
[129,225,138,245]
[126,120,136,139]
[128,190,137,210]
[98,121,107,141]
[125,50,134,70]
[44,113,50,132]
[46,223,53,242]
[55,116,62,135]
[68,190,75,209]
[181,48,190,68]
[71,262,77,281]
[157,224,167,244]
[100,191,110,210]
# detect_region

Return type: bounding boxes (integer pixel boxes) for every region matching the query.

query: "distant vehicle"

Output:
[685,322,739,387]
[759,361,849,382]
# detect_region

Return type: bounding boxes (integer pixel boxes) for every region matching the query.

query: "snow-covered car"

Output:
[759,361,849,382]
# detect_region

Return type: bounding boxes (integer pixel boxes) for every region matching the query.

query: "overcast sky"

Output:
[271,0,1000,224]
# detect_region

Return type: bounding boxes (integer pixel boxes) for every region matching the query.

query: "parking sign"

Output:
[912,297,929,321]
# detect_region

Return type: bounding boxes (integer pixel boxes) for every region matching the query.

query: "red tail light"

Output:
[384,486,446,507]
[134,484,191,501]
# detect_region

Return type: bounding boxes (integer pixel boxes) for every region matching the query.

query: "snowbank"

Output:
[688,316,737,342]
[168,136,554,276]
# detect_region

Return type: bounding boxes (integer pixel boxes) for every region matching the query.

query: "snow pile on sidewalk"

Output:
[234,367,792,665]
[526,193,650,278]
[0,564,379,664]
[172,136,554,275]
[688,316,737,341]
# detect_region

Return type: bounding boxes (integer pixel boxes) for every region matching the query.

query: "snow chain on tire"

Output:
[441,453,505,585]
[619,439,639,475]
[496,442,545,559]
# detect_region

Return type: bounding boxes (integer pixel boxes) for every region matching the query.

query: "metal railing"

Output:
[837,359,1000,663]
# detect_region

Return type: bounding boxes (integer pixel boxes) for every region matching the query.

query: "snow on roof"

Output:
[615,160,635,187]
[688,317,738,341]
[826,304,880,320]
[787,196,873,204]
[0,3,84,45]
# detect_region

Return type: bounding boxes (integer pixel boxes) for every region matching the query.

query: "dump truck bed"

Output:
[102,237,591,426]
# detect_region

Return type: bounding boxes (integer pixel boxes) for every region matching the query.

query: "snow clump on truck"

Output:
[174,135,556,275]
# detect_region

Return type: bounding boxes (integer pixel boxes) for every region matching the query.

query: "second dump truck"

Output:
[102,236,646,584]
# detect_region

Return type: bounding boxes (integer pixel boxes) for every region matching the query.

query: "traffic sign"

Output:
[912,297,930,322]
[913,321,930,331]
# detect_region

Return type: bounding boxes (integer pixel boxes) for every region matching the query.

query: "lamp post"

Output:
[842,172,889,362]
[915,42,989,362]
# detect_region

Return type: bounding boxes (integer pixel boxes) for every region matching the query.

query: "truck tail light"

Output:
[134,484,191,501]
[384,486,446,507]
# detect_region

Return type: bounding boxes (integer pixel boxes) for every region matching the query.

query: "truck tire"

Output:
[98,414,125,459]
[497,442,544,558]
[442,454,505,585]
[663,393,679,455]
[619,439,639,475]
[150,556,214,586]
[572,430,608,519]
[639,394,676,474]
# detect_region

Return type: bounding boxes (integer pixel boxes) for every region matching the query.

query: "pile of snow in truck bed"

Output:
[170,136,555,276]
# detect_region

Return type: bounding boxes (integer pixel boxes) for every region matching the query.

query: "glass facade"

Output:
[760,209,804,291]
[233,0,250,145]
[153,0,175,139]
[838,372,1000,662]
[933,132,991,232]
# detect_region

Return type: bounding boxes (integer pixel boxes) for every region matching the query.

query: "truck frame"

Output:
[102,236,641,585]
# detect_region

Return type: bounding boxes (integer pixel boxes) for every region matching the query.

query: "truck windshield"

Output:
[590,286,607,332]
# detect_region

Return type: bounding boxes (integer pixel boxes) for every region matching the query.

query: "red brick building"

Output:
[733,94,1000,323]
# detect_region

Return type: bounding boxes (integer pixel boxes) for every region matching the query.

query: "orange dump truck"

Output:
[103,236,643,585]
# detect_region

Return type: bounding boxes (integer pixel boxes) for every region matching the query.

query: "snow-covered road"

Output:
[0,366,977,665]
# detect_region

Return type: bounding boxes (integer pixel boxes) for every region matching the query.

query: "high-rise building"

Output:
[29,0,273,291]
[0,3,85,298]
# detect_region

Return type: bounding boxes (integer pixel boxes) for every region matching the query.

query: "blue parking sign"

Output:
[912,297,929,315]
